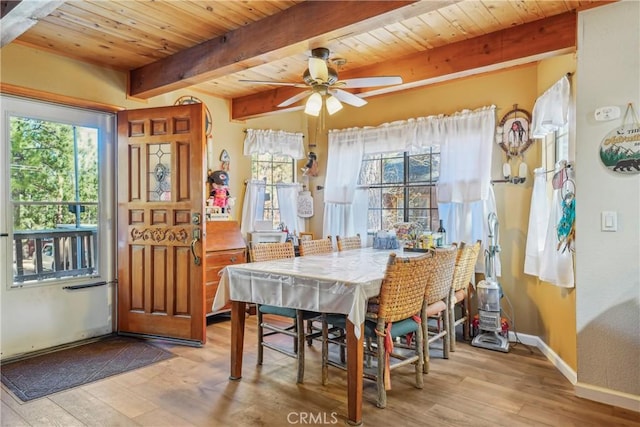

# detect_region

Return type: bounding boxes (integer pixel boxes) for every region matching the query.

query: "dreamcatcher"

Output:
[554,165,575,253]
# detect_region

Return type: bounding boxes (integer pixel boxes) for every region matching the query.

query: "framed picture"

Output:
[496,105,533,158]
[299,232,314,241]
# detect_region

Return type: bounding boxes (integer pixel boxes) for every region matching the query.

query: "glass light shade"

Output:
[325,95,343,115]
[304,93,322,116]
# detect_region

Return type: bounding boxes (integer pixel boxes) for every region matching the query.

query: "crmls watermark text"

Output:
[287,411,339,424]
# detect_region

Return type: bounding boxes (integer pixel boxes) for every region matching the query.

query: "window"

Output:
[251,152,295,228]
[359,147,440,233]
[2,96,114,286]
[555,123,570,163]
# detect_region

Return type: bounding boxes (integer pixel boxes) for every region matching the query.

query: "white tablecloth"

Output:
[213,247,424,338]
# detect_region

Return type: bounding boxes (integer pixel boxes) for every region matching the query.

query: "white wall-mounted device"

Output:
[594,106,621,121]
[601,211,618,232]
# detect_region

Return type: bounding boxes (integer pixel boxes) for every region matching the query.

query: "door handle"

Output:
[191,228,201,265]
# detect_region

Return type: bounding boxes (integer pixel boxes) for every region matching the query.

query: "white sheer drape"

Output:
[243,129,305,159]
[276,183,304,236]
[531,75,570,138]
[323,106,497,262]
[436,107,495,203]
[240,180,266,236]
[525,75,573,286]
[323,129,366,238]
[524,168,550,276]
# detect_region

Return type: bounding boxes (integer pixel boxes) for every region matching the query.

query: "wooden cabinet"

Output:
[204,221,247,315]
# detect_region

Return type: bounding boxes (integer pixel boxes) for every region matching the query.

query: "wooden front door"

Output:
[117,104,206,344]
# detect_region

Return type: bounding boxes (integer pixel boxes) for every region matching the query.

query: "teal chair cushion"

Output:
[325,314,420,338]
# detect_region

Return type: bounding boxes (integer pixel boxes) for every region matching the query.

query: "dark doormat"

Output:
[1,336,174,402]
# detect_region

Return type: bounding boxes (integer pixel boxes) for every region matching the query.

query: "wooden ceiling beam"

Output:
[0,0,65,47]
[232,11,577,120]
[128,0,461,99]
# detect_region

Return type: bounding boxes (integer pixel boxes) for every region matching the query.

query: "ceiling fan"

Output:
[239,47,403,116]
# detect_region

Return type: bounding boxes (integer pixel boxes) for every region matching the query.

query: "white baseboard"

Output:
[509,331,639,413]
[575,383,640,413]
[508,331,577,384]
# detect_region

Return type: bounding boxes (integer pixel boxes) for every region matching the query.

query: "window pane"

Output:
[364,149,440,233]
[10,116,99,283]
[147,143,172,201]
[359,158,381,185]
[382,156,404,184]
[251,153,295,228]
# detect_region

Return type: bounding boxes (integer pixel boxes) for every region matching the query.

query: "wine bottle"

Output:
[437,219,446,247]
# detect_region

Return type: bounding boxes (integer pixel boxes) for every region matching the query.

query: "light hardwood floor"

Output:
[2,315,639,426]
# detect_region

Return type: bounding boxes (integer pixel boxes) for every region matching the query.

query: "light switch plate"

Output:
[601,211,618,232]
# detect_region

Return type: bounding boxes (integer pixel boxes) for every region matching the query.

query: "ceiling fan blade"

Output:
[239,79,307,88]
[331,89,367,107]
[277,90,313,108]
[338,76,403,88]
[308,57,328,82]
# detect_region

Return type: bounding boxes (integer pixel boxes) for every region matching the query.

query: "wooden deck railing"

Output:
[13,228,97,283]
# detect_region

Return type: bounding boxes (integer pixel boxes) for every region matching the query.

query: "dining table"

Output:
[212,246,425,425]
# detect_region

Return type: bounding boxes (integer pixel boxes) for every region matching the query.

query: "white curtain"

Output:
[324,106,497,264]
[323,129,366,238]
[243,128,305,159]
[276,183,304,236]
[531,75,570,138]
[524,168,550,276]
[435,107,497,273]
[240,180,266,236]
[436,107,495,203]
[525,75,573,286]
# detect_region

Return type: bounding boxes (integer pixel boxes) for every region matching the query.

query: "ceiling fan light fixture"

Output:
[326,95,343,115]
[304,92,322,116]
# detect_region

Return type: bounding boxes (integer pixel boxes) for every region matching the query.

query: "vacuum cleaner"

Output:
[471,212,510,353]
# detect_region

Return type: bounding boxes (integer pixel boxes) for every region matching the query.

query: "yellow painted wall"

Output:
[0,44,306,221]
[1,43,576,369]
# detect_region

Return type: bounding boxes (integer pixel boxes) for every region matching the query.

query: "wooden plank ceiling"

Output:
[4,0,612,119]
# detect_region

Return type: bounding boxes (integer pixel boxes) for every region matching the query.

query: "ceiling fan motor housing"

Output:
[311,47,331,60]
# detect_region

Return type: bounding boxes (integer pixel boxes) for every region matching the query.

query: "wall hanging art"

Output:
[599,103,640,174]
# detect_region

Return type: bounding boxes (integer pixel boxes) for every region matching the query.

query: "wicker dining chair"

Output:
[422,244,458,373]
[336,234,362,252]
[298,236,334,256]
[449,240,482,351]
[249,241,319,384]
[321,252,433,409]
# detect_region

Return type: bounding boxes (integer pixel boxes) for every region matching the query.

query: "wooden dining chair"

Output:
[249,241,319,383]
[321,252,433,409]
[449,240,482,351]
[422,244,458,373]
[336,234,362,251]
[298,236,334,256]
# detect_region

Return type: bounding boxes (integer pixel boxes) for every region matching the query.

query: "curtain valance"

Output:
[531,75,570,138]
[326,106,495,157]
[243,128,305,159]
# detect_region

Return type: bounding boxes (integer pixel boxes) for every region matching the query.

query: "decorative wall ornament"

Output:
[599,103,640,174]
[297,190,314,218]
[131,227,188,243]
[496,104,533,159]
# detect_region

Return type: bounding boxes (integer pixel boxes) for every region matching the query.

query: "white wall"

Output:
[575,0,640,410]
